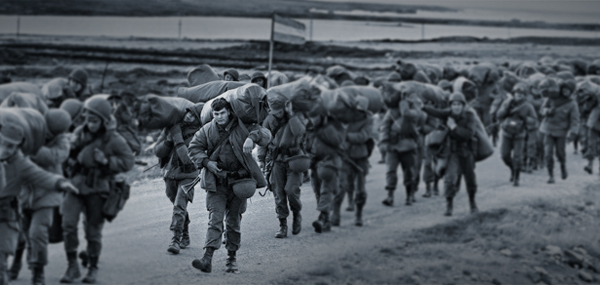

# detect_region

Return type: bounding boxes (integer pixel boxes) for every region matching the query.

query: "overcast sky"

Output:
[317,0,600,15]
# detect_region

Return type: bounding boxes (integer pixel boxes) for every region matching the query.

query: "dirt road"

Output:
[8,143,600,284]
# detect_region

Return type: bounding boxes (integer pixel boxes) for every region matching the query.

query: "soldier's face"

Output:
[86,113,103,133]
[0,137,19,160]
[183,111,196,124]
[254,79,265,87]
[224,74,234,81]
[451,101,464,115]
[68,79,83,92]
[514,89,526,101]
[213,108,230,125]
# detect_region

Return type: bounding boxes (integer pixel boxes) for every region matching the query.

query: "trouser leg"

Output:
[272,162,292,219]
[204,185,228,250]
[27,207,54,267]
[385,151,400,191]
[500,136,514,169]
[316,157,340,213]
[354,158,369,206]
[171,179,193,232]
[444,154,463,200]
[544,134,557,171]
[62,192,84,254]
[83,194,106,258]
[310,163,322,204]
[224,191,246,252]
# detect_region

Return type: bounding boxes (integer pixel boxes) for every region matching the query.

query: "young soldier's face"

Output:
[451,101,464,115]
[224,74,234,81]
[254,79,264,87]
[213,108,230,125]
[0,137,19,160]
[514,89,526,101]
[183,111,196,124]
[68,79,83,92]
[86,113,103,133]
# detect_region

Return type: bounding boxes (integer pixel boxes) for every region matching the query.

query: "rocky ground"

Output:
[3,34,600,284]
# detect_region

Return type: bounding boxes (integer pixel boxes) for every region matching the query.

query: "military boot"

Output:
[346,191,355,212]
[433,181,439,196]
[410,186,417,203]
[312,212,324,233]
[531,157,538,171]
[381,190,394,206]
[584,159,593,174]
[513,169,520,187]
[321,211,331,232]
[422,183,432,198]
[405,187,412,206]
[32,266,45,285]
[275,218,288,238]
[167,230,182,254]
[444,197,453,217]
[180,223,190,249]
[560,163,568,180]
[79,250,88,268]
[509,167,515,182]
[469,194,479,214]
[192,247,215,273]
[355,204,364,227]
[225,251,238,273]
[292,212,302,235]
[331,203,341,226]
[81,255,98,284]
[9,243,24,280]
[547,167,555,184]
[60,251,81,283]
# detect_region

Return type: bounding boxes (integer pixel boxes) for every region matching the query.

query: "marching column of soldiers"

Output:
[0,55,599,283]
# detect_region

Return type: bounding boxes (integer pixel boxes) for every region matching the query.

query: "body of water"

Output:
[0,15,598,42]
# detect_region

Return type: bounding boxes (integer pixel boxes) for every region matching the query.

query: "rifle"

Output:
[182,176,201,196]
[142,163,159,173]
[259,160,274,197]
[335,150,364,174]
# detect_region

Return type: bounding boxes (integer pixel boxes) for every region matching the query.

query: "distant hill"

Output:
[0,0,452,17]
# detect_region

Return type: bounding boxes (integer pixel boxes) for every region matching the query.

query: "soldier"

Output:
[250,72,267,89]
[305,112,345,233]
[422,93,480,216]
[153,104,203,254]
[379,96,423,206]
[60,99,86,132]
[421,99,442,197]
[9,110,72,285]
[223,69,239,82]
[188,98,271,273]
[258,99,307,238]
[580,83,599,174]
[0,123,78,285]
[65,69,90,102]
[538,78,579,184]
[496,82,538,186]
[331,98,373,226]
[60,96,135,284]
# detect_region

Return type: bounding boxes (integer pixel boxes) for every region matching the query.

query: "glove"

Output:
[169,124,184,145]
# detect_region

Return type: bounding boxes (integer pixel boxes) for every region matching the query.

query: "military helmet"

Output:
[83,95,112,122]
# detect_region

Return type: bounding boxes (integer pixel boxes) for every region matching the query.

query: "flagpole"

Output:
[267,13,275,89]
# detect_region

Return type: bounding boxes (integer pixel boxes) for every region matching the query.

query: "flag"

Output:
[272,14,306,45]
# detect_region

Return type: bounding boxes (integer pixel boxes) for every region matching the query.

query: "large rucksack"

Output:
[201,84,269,126]
[137,94,194,130]
[0,107,47,156]
[177,80,246,103]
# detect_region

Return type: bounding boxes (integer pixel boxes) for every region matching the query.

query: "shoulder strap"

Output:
[207,121,237,158]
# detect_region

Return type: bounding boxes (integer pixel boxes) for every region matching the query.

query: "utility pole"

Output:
[178,19,182,40]
[309,17,313,42]
[16,15,20,41]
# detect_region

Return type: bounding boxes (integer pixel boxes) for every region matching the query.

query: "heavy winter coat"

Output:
[257,113,307,163]
[154,123,201,180]
[380,101,423,153]
[344,114,375,159]
[0,150,65,200]
[304,115,347,158]
[188,118,271,192]
[496,98,538,139]
[422,106,479,157]
[539,97,580,137]
[20,134,70,210]
[69,125,135,195]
